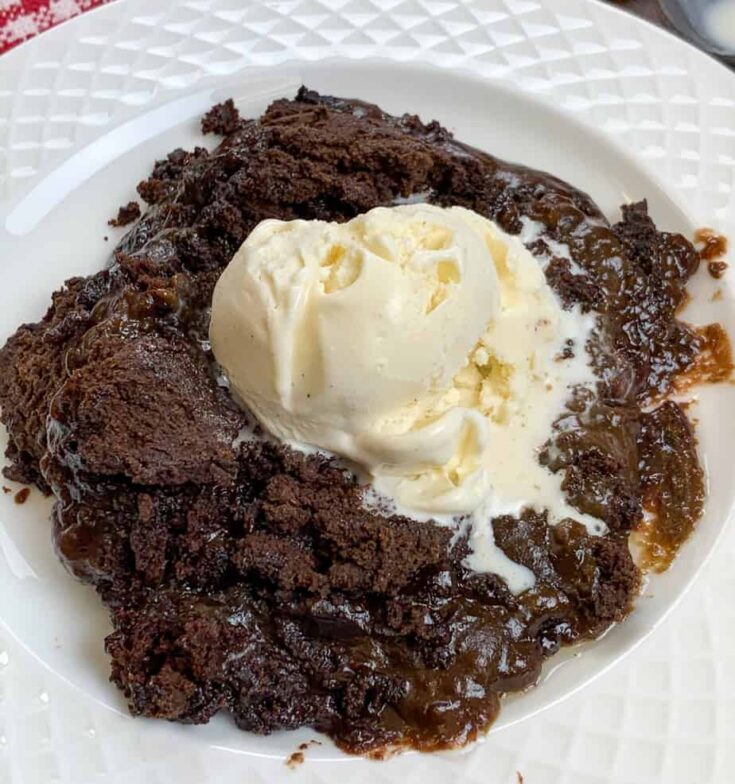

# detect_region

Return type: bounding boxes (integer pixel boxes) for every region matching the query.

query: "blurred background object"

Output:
[610,0,735,64]
[662,0,735,58]
[0,0,107,54]
[609,0,668,26]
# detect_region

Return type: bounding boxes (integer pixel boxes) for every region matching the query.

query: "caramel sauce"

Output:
[634,401,705,572]
[634,498,693,573]
[671,323,734,396]
[695,228,728,261]
[695,228,729,279]
[635,322,733,571]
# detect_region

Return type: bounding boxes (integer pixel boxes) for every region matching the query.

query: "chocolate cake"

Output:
[0,89,730,755]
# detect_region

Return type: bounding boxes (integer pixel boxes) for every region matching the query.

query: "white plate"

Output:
[1,1,735,782]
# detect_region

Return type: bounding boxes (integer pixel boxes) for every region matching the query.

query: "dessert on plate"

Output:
[0,88,731,756]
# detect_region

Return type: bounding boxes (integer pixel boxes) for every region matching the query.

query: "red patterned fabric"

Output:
[0,0,111,54]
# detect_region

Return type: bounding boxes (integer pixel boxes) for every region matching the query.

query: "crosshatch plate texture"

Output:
[0,1,734,782]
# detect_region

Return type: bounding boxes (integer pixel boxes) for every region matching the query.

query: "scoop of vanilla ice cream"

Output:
[210,204,599,593]
[209,204,499,507]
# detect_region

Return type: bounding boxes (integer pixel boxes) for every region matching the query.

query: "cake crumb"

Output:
[202,98,241,135]
[708,260,728,279]
[286,739,321,767]
[286,751,304,768]
[517,773,525,784]
[2,486,10,494]
[14,487,30,505]
[555,339,575,361]
[712,289,723,302]
[108,201,141,227]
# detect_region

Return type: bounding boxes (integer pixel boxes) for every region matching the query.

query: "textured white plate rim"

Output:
[0,0,732,221]
[0,0,734,778]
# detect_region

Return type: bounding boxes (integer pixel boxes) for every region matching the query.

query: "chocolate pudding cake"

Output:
[0,89,731,756]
